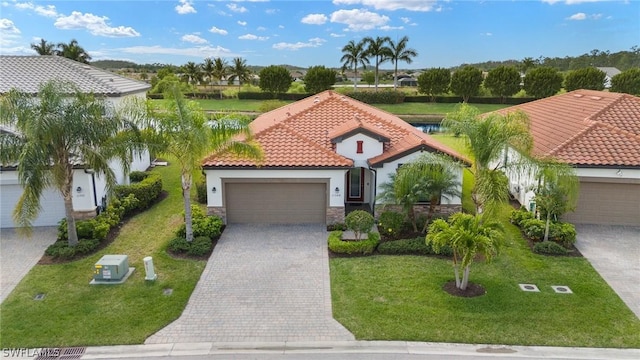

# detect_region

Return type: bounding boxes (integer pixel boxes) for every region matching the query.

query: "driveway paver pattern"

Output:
[145,224,354,343]
[576,225,640,319]
[0,227,57,303]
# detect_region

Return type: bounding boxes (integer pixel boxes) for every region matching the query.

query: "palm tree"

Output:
[56,39,91,63]
[363,36,391,91]
[30,39,55,55]
[201,58,216,90]
[534,162,579,241]
[427,212,504,290]
[340,39,370,90]
[181,61,202,88]
[388,36,418,90]
[442,104,533,216]
[228,57,251,90]
[0,80,145,246]
[148,85,262,242]
[212,57,228,98]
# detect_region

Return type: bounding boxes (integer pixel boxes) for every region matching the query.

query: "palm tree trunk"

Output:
[374,59,379,91]
[64,195,79,246]
[453,253,461,288]
[460,265,470,290]
[353,65,358,91]
[422,200,437,233]
[393,62,398,90]
[182,174,194,242]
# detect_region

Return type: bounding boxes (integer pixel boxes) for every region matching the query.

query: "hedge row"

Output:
[328,231,380,255]
[404,95,537,105]
[237,92,313,101]
[114,172,163,211]
[341,91,405,104]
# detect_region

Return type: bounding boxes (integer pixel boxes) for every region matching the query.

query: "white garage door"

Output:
[563,181,640,226]
[226,182,327,224]
[0,185,66,227]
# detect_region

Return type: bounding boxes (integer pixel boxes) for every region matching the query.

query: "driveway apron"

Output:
[575,225,640,319]
[0,227,57,303]
[145,224,354,343]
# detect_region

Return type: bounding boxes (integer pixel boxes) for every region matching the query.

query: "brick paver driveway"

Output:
[145,224,354,343]
[576,225,640,320]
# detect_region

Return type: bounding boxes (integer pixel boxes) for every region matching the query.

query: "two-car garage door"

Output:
[563,180,640,226]
[225,182,327,224]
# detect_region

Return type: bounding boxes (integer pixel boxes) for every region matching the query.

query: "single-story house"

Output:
[202,90,468,225]
[398,78,418,87]
[497,89,640,226]
[0,55,151,228]
[596,67,621,89]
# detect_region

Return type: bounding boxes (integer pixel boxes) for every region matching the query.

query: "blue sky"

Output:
[1,0,638,69]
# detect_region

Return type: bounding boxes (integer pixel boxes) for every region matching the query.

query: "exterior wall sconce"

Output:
[616,169,623,177]
[335,187,340,194]
[76,186,82,193]
[211,186,217,193]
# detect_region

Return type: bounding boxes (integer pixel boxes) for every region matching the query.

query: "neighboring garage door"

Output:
[1,185,66,227]
[226,182,326,224]
[564,181,640,226]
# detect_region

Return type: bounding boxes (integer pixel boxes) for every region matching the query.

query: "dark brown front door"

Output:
[347,168,364,202]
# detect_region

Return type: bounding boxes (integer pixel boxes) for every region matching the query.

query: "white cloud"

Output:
[567,12,587,20]
[379,25,404,31]
[266,9,278,15]
[175,0,196,14]
[12,2,58,17]
[209,26,228,35]
[239,33,268,40]
[301,13,328,25]
[278,25,284,29]
[273,37,326,51]
[481,32,493,36]
[182,34,208,44]
[330,9,389,31]
[120,45,234,58]
[0,18,20,34]
[257,26,267,31]
[591,13,603,19]
[55,11,140,37]
[332,0,438,12]
[227,3,248,13]
[330,32,345,37]
[237,20,247,26]
[400,17,411,24]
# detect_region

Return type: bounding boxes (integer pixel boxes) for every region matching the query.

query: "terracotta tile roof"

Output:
[0,56,150,96]
[495,89,640,167]
[203,90,467,168]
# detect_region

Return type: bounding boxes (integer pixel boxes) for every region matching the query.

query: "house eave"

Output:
[202,165,353,171]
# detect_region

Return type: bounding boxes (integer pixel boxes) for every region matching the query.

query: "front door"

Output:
[347,168,364,202]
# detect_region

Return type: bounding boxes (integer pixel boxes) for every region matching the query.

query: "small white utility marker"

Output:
[90,268,135,285]
[518,284,540,292]
[551,285,573,294]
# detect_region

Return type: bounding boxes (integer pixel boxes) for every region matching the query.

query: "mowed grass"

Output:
[151,99,508,116]
[330,205,640,347]
[0,163,206,348]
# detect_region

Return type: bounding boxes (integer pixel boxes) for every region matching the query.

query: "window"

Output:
[356,140,363,154]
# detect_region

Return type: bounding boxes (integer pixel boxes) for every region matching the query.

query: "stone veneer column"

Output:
[326,207,345,225]
[207,206,227,224]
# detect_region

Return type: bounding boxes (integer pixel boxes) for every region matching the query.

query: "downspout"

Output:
[368,166,377,216]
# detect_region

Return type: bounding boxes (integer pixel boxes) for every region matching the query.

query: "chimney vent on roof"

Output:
[286,112,290,117]
[574,94,583,98]
[590,96,602,100]
[314,96,319,103]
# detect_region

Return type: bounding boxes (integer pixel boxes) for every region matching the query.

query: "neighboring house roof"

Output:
[596,67,621,78]
[0,56,150,97]
[203,90,467,168]
[495,89,640,167]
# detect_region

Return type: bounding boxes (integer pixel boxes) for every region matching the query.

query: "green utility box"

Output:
[94,255,129,281]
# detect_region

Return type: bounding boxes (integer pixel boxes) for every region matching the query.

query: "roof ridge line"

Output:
[584,92,626,123]
[547,121,598,157]
[280,122,352,163]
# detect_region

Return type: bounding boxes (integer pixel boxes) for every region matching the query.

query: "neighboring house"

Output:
[290,70,306,82]
[597,67,621,89]
[398,78,418,87]
[202,90,468,225]
[496,89,640,226]
[0,55,151,228]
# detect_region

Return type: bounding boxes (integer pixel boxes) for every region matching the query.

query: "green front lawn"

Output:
[330,205,640,347]
[0,164,206,348]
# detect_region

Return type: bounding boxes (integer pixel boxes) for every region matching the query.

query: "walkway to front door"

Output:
[145,224,354,343]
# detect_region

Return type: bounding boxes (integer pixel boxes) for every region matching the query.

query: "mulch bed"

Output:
[443,280,486,297]
[166,230,224,261]
[523,236,583,257]
[37,191,169,265]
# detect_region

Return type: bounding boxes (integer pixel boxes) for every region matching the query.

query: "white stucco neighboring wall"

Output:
[335,133,384,168]
[204,168,348,207]
[374,151,464,205]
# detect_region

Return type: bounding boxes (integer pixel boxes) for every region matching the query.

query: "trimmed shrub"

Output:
[521,218,546,241]
[377,211,405,239]
[533,241,568,255]
[328,231,379,255]
[327,223,347,231]
[187,236,213,256]
[129,171,148,182]
[175,211,224,240]
[168,237,190,253]
[75,239,100,254]
[510,207,534,227]
[44,241,77,259]
[345,210,375,240]
[377,237,453,256]
[114,173,162,211]
[549,222,577,248]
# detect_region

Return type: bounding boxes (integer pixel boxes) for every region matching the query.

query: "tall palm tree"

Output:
[0,80,145,245]
[340,39,370,90]
[363,36,391,91]
[442,104,533,216]
[181,61,202,87]
[427,212,504,290]
[148,85,262,242]
[388,36,418,90]
[30,39,56,55]
[213,57,228,98]
[201,58,216,90]
[56,39,91,64]
[228,57,251,90]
